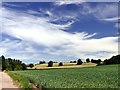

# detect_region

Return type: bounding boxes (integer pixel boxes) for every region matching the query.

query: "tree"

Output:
[91,59,102,64]
[86,58,90,63]
[59,62,63,66]
[21,63,27,70]
[70,61,73,63]
[48,61,53,67]
[70,61,76,63]
[104,55,120,65]
[73,61,76,63]
[98,59,101,63]
[0,55,27,71]
[39,61,46,64]
[11,62,15,71]
[53,61,58,63]
[0,56,2,71]
[29,64,34,68]
[77,59,83,65]
[15,65,23,70]
[1,56,7,71]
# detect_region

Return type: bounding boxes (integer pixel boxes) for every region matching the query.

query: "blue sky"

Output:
[0,1,119,64]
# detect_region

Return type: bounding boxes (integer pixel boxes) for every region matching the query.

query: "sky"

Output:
[0,1,119,64]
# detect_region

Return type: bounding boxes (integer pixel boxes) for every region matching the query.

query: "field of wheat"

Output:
[9,65,119,89]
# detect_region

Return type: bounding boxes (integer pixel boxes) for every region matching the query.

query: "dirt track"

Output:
[0,72,19,89]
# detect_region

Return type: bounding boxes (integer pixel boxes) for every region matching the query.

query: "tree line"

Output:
[36,55,120,67]
[47,59,83,67]
[85,55,120,65]
[103,55,120,65]
[1,54,120,70]
[0,55,27,71]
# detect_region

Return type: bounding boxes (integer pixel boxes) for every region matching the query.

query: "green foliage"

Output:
[8,71,32,89]
[77,59,83,65]
[104,55,120,65]
[39,61,46,64]
[70,61,76,63]
[91,59,101,64]
[48,61,53,67]
[59,62,63,66]
[28,64,34,68]
[1,55,26,71]
[86,58,90,63]
[15,65,23,70]
[9,65,118,88]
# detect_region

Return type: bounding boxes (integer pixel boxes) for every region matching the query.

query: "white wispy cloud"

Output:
[115,23,120,29]
[103,17,120,22]
[0,4,118,63]
[54,2,118,25]
[82,3,118,20]
[81,3,118,29]
[55,0,86,5]
[0,38,42,62]
[3,3,21,7]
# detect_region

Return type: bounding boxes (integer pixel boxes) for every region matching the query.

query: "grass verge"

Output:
[8,71,32,90]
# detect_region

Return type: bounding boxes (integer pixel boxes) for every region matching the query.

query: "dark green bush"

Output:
[59,62,63,66]
[77,59,83,65]
[48,61,53,67]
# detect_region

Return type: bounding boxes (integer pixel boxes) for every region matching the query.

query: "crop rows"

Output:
[9,65,119,88]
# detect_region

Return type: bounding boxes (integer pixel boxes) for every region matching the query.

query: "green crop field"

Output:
[9,65,119,89]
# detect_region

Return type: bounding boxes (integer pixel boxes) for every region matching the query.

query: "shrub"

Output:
[73,61,77,63]
[29,64,34,68]
[77,59,83,65]
[21,63,27,70]
[86,58,90,63]
[70,61,76,63]
[91,59,101,64]
[39,61,46,64]
[59,62,63,66]
[48,61,53,67]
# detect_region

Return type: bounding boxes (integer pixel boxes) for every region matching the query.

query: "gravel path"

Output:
[0,72,19,89]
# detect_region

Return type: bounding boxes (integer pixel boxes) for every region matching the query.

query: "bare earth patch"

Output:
[0,72,19,89]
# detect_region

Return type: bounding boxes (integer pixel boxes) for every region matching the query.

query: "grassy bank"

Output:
[8,71,32,89]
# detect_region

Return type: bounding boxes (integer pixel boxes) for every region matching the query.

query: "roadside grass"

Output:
[8,72,32,90]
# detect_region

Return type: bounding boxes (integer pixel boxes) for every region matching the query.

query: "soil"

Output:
[0,71,19,89]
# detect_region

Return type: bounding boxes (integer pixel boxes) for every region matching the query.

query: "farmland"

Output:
[8,65,119,89]
[29,62,96,69]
